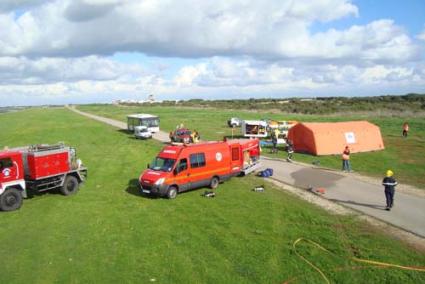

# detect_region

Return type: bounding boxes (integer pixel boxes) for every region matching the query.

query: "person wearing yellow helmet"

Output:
[382,169,398,211]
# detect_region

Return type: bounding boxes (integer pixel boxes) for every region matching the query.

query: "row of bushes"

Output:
[122,93,425,115]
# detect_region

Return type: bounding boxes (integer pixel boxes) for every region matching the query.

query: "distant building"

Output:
[112,95,162,105]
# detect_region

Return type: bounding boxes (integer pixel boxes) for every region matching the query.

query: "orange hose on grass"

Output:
[283,238,425,284]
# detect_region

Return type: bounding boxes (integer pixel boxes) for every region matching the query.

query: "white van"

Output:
[134,126,153,139]
[127,114,160,133]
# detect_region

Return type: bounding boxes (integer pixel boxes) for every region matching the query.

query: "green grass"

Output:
[78,104,425,189]
[0,108,424,283]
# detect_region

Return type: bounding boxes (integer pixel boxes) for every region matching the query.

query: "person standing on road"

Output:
[342,146,352,172]
[286,139,294,162]
[382,170,398,211]
[402,122,409,138]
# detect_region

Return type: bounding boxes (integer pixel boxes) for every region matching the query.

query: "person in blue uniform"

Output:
[382,170,398,211]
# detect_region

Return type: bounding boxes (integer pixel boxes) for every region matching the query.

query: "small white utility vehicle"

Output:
[227,117,242,127]
[134,126,152,139]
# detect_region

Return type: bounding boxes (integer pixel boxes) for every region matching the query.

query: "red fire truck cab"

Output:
[139,139,261,198]
[0,143,88,211]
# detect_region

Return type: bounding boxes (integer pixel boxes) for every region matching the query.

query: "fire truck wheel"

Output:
[0,188,23,211]
[210,177,219,189]
[61,176,79,196]
[167,186,178,199]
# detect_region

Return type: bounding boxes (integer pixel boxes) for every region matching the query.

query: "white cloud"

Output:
[0,0,47,13]
[174,57,425,89]
[1,0,403,63]
[305,20,417,63]
[417,27,425,41]
[0,0,424,106]
[0,56,145,84]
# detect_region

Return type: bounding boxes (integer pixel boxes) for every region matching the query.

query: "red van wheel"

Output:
[210,177,219,189]
[167,186,178,199]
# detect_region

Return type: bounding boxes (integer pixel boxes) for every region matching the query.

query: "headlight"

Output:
[155,178,165,185]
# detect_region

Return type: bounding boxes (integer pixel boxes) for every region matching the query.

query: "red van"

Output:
[139,139,260,198]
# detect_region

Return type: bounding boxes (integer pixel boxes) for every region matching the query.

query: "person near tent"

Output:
[402,122,409,138]
[286,139,294,162]
[342,146,352,172]
[382,170,398,211]
[271,129,279,153]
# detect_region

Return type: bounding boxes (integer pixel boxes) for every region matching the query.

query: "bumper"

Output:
[135,135,152,139]
[140,183,168,196]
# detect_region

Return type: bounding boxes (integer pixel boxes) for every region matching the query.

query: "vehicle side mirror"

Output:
[173,168,179,175]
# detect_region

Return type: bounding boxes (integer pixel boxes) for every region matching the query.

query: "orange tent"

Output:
[287,121,385,155]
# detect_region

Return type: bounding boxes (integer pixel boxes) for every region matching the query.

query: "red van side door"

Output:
[188,152,209,189]
[174,158,191,191]
[230,145,242,173]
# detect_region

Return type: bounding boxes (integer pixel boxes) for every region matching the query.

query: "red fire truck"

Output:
[139,139,261,199]
[0,143,88,211]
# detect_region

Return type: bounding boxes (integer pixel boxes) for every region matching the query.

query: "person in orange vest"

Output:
[402,122,409,138]
[342,146,352,172]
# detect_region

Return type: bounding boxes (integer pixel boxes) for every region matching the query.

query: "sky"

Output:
[0,0,424,106]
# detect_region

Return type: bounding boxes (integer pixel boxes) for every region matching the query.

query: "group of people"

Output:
[270,129,294,162]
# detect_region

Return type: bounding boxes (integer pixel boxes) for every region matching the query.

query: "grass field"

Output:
[0,107,424,283]
[77,104,425,189]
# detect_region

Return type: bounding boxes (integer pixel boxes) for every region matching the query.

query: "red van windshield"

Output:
[149,157,176,172]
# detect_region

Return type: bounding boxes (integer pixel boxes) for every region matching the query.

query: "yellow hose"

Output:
[289,237,425,284]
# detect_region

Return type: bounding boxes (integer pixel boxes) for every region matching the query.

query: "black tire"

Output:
[61,175,80,196]
[167,186,178,199]
[0,188,23,211]
[210,176,219,189]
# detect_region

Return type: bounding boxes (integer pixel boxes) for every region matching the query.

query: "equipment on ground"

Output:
[134,126,152,139]
[0,143,88,211]
[127,114,160,133]
[253,185,265,192]
[202,191,216,198]
[258,168,273,178]
[139,139,261,199]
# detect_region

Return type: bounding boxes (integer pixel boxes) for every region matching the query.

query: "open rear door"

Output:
[230,145,242,174]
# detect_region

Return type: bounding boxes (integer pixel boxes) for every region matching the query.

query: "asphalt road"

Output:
[261,157,425,237]
[68,106,425,238]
